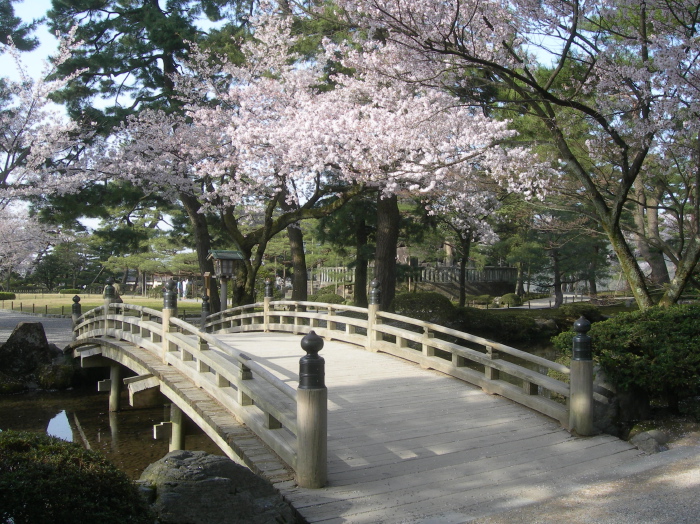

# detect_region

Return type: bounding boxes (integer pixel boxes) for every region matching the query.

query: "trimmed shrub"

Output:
[307,292,345,304]
[58,289,82,295]
[557,302,606,322]
[0,292,16,300]
[552,305,700,409]
[0,431,153,524]
[316,285,341,295]
[392,292,457,324]
[454,307,540,344]
[500,293,522,307]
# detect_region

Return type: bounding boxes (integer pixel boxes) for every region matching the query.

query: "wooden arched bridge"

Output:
[67,288,644,523]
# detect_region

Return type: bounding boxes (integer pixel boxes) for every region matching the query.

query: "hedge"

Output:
[0,431,153,524]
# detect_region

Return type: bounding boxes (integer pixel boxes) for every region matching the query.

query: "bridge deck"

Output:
[216,332,643,523]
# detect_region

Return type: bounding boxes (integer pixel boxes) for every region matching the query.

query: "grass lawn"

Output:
[0,293,207,317]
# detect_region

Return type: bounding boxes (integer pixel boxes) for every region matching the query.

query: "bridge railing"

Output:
[74,302,301,479]
[206,299,574,428]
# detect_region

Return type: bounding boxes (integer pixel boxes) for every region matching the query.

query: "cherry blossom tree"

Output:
[325,0,700,308]
[0,30,84,207]
[62,10,547,305]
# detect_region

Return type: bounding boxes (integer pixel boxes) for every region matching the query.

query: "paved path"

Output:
[0,310,74,348]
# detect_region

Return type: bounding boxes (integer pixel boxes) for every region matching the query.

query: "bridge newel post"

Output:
[71,295,82,339]
[367,279,381,352]
[103,277,115,313]
[264,278,273,332]
[200,294,210,330]
[162,279,178,363]
[569,316,594,436]
[296,330,327,489]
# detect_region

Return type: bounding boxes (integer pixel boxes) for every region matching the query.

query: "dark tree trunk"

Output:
[374,193,400,311]
[457,235,472,308]
[550,249,564,308]
[287,224,308,301]
[180,192,220,312]
[354,217,369,307]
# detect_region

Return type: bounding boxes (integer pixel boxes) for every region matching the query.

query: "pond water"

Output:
[0,388,225,480]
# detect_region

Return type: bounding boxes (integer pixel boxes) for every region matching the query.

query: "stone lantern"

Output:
[208,249,245,311]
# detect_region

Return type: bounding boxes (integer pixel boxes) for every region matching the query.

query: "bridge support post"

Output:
[569,317,594,436]
[169,403,185,452]
[109,364,122,412]
[297,331,327,489]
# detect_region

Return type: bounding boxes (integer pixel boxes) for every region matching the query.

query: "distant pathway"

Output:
[0,311,74,348]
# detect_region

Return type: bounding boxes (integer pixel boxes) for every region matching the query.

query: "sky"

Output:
[0,0,57,80]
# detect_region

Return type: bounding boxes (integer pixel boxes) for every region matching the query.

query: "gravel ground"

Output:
[470,447,700,523]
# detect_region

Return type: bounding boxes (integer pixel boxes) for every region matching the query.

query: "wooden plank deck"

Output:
[215,332,646,523]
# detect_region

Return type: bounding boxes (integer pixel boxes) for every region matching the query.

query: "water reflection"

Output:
[47,410,73,442]
[0,388,225,479]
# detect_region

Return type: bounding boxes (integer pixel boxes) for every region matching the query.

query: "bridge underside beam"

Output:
[124,374,163,408]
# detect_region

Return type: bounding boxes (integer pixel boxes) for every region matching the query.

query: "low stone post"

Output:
[71,295,82,340]
[162,279,178,363]
[296,330,327,489]
[367,279,381,352]
[264,278,273,332]
[200,294,210,330]
[569,316,594,436]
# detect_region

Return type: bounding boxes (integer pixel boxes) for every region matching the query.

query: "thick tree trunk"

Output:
[374,193,400,311]
[354,217,369,307]
[550,249,564,308]
[658,238,700,307]
[179,192,220,312]
[287,224,308,301]
[457,235,472,308]
[515,262,525,296]
[633,184,670,287]
[606,225,654,310]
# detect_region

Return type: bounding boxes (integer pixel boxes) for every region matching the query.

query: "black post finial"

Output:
[72,295,82,316]
[572,316,592,361]
[369,279,381,306]
[200,294,210,329]
[163,279,178,309]
[299,330,325,389]
[104,277,115,300]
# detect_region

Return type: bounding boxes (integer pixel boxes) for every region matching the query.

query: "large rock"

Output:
[138,450,296,524]
[0,322,72,391]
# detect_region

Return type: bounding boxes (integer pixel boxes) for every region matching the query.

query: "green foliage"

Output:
[500,293,522,306]
[307,292,345,304]
[392,292,457,324]
[58,289,82,294]
[0,431,153,524]
[557,302,606,322]
[465,294,493,306]
[0,292,15,300]
[454,307,540,344]
[554,305,700,405]
[316,285,340,295]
